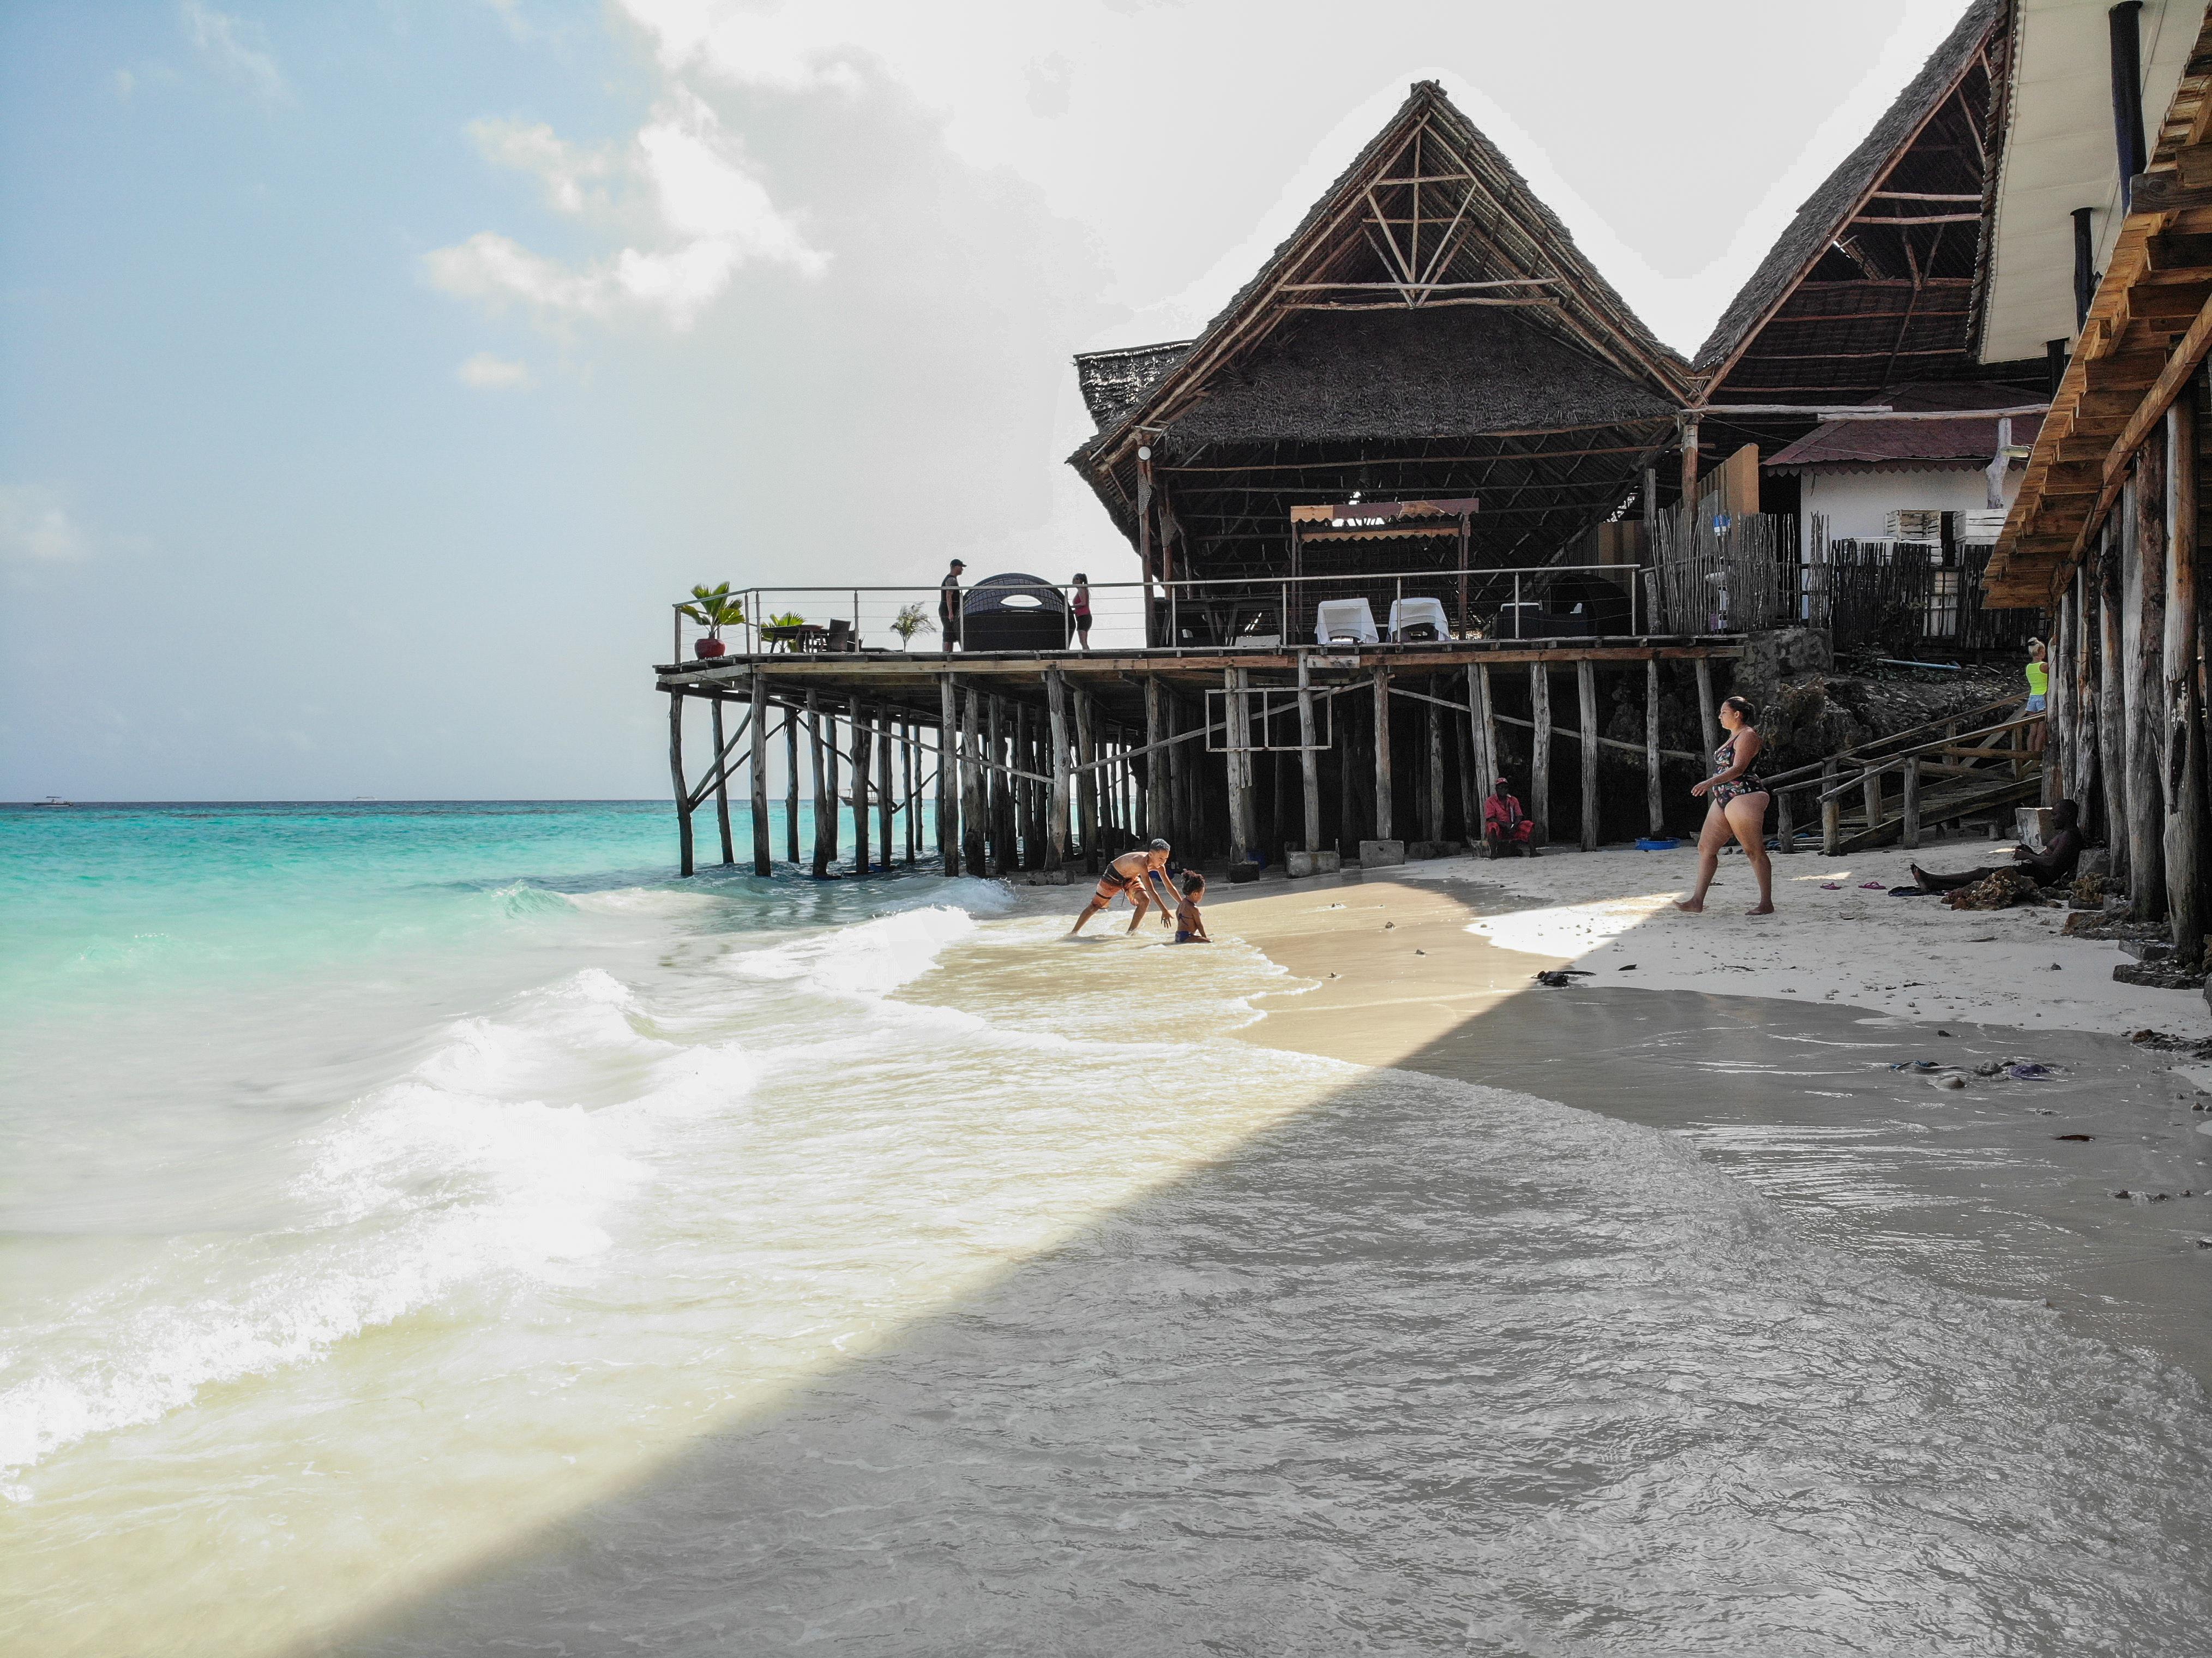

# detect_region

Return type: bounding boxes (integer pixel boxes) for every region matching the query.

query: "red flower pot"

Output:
[694,638,728,659]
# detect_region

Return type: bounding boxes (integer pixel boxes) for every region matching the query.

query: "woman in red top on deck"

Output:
[1071,573,1092,650]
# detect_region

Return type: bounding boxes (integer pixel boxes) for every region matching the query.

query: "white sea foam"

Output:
[726,904,977,1000]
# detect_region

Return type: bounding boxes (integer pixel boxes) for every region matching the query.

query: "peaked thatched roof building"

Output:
[1068,80,1692,606]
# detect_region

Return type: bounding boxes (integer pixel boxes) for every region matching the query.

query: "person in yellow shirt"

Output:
[2024,639,2048,754]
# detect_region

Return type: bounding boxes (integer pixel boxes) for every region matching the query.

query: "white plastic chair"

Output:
[1314,597,1379,645]
[1387,597,1450,642]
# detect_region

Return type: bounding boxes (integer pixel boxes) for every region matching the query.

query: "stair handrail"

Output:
[1811,711,2044,804]
[1759,693,2029,792]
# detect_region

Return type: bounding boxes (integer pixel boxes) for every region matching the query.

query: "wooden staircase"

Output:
[1763,696,2046,855]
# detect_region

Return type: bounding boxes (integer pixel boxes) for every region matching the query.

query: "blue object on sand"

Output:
[1636,837,1680,851]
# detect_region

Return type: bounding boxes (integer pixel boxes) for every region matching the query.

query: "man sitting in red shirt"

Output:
[1482,776,1536,857]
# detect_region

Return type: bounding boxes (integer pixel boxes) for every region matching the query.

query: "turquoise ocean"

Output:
[8,801,2212,1655]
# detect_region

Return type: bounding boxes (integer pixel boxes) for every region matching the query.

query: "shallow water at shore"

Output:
[6,809,2212,1654]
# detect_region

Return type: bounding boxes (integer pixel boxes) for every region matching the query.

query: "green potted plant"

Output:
[680,584,746,658]
[890,602,935,650]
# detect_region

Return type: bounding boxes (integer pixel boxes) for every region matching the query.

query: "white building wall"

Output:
[1795,466,2024,551]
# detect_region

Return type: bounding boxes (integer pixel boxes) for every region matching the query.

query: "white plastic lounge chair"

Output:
[1314,597,1379,645]
[1387,597,1450,642]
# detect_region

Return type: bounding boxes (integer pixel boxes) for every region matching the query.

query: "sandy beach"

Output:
[1201,847,2212,1388]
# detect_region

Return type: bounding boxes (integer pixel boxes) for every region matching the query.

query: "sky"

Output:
[0,0,1979,800]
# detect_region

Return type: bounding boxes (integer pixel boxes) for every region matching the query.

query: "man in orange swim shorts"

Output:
[1067,838,1182,936]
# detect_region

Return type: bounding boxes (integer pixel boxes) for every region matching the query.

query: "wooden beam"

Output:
[1372,668,1394,842]
[937,675,959,877]
[1047,668,1071,872]
[1645,658,1664,836]
[1297,656,1323,855]
[1529,664,1552,847]
[1577,659,1600,851]
[668,691,694,878]
[749,670,772,874]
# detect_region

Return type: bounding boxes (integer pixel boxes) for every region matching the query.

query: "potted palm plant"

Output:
[680,584,746,658]
[890,602,935,650]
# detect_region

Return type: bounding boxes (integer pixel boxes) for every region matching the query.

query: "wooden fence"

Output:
[1645,509,1799,634]
[1804,520,2042,656]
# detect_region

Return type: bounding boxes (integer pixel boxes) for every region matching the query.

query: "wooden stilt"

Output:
[710,700,736,866]
[785,711,800,866]
[1297,655,1322,853]
[1576,659,1600,851]
[749,672,771,875]
[1047,668,1071,873]
[1644,659,1664,837]
[1423,691,1445,845]
[1529,664,1552,846]
[668,691,695,878]
[806,692,831,878]
[1167,695,1189,857]
[2049,588,2072,809]
[985,695,1006,876]
[1901,758,1921,849]
[2073,569,2100,831]
[824,702,841,873]
[2165,398,2204,959]
[1694,657,1718,755]
[2098,535,2129,884]
[1822,757,1841,855]
[1372,668,1394,843]
[876,706,893,870]
[1144,677,1168,842]
[938,676,959,877]
[2127,457,2168,920]
[903,718,918,865]
[1074,686,1099,873]
[1473,663,1498,793]
[961,688,987,876]
[1227,668,1253,867]
[850,699,871,877]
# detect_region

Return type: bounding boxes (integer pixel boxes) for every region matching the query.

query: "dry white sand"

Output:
[1396,840,2212,1038]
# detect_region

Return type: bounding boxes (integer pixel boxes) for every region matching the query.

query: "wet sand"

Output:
[1206,866,2212,1390]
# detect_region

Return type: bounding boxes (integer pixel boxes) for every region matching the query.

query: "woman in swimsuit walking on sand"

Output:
[1677,694,1774,916]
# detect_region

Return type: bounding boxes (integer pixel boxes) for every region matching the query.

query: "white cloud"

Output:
[181,2,293,105]
[0,486,90,562]
[113,68,136,101]
[467,118,614,214]
[428,86,824,331]
[456,352,534,389]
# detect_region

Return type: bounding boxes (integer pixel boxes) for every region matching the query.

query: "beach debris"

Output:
[1822,882,1844,890]
[1886,885,1930,897]
[1859,881,1887,890]
[2114,960,2208,989]
[1618,963,1638,971]
[1945,868,2043,911]
[2055,1133,2095,1142]
[2007,1062,2058,1081]
[1414,948,1427,956]
[1938,1029,1955,1037]
[2070,873,2115,909]
[1383,921,1396,930]
[2064,912,2165,940]
[1931,1073,1966,1090]
[1533,969,1593,988]
[1891,1060,1943,1072]
[2198,1238,2212,1248]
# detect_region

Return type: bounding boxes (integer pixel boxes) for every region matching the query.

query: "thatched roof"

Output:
[1165,306,1674,444]
[1074,341,1191,432]
[1695,0,2004,379]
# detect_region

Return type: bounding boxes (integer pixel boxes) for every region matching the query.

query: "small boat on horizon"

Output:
[34,796,71,807]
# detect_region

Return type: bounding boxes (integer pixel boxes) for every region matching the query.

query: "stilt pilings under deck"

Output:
[657,636,1752,883]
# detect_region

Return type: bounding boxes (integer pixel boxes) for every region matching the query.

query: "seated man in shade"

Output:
[1482,776,1537,857]
[1909,798,2084,893]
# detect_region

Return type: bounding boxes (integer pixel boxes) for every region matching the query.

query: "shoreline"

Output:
[1190,857,2212,1390]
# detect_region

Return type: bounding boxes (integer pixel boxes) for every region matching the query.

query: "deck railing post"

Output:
[1861,768,1883,840]
[1822,758,1841,855]
[1577,659,1600,851]
[1901,758,1921,850]
[1775,784,1795,855]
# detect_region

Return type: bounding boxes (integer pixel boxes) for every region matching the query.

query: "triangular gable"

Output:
[1077,80,1691,468]
[1697,0,2006,391]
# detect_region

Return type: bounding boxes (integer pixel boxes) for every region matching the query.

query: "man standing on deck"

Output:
[1067,839,1181,936]
[939,558,966,652]
[1482,776,1536,857]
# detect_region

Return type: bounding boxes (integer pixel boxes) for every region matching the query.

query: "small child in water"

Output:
[1173,872,1210,944]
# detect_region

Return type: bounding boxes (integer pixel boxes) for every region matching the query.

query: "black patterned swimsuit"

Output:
[1709,734,1766,806]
